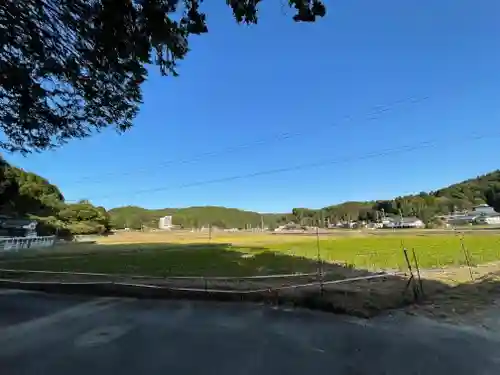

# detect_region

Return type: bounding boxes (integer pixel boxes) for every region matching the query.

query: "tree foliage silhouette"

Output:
[0,0,326,153]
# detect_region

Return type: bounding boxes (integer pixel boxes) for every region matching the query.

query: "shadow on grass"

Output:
[0,241,392,278]
[1,241,500,319]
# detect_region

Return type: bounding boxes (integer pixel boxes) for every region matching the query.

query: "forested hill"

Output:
[0,158,111,235]
[109,170,500,229]
[292,170,500,225]
[108,206,286,230]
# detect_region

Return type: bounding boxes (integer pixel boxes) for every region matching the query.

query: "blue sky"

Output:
[5,0,500,212]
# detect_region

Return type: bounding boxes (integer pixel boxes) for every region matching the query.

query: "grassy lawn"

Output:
[2,232,500,277]
[274,234,500,269]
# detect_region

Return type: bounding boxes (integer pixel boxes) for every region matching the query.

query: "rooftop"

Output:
[398,217,422,223]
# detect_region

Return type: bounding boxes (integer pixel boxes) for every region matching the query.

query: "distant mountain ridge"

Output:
[108,205,286,229]
[109,170,500,229]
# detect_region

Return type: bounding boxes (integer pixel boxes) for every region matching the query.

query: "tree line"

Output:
[108,205,285,230]
[109,171,500,230]
[290,170,500,226]
[0,158,111,236]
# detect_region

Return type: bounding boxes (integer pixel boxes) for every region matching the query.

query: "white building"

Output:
[395,217,424,228]
[383,217,424,229]
[401,217,424,228]
[0,218,38,237]
[443,204,500,226]
[274,222,304,232]
[471,204,497,215]
[445,214,477,226]
[381,217,394,228]
[472,204,500,225]
[158,216,173,230]
[475,215,500,225]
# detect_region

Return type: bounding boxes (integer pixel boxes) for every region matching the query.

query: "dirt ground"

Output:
[403,262,500,329]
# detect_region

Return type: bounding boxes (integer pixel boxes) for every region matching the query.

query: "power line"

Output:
[76,132,496,202]
[67,96,428,185]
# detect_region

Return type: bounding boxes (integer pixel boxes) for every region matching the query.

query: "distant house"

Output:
[274,222,304,232]
[472,204,500,224]
[382,217,395,228]
[341,221,357,229]
[395,217,425,228]
[383,217,424,229]
[471,204,497,215]
[0,217,38,237]
[445,214,477,226]
[443,204,500,226]
[475,215,500,225]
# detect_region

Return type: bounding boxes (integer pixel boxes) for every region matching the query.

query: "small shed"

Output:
[0,217,38,237]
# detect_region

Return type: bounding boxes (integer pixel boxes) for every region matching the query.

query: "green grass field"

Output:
[2,232,500,277]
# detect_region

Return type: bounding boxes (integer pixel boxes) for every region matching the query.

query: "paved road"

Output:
[0,290,499,375]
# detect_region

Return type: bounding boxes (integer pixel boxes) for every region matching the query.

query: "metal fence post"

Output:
[411,248,424,298]
[402,248,418,301]
[459,233,474,281]
[316,226,324,295]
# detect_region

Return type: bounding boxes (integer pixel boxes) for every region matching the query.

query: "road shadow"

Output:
[1,241,500,318]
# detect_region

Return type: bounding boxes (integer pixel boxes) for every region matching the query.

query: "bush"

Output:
[425,217,446,229]
[66,221,106,235]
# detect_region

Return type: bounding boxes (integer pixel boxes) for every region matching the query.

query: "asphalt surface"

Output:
[0,290,499,375]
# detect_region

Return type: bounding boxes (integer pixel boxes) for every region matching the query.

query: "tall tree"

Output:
[0,0,326,153]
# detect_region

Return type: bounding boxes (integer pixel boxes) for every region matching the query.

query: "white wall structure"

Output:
[158,216,173,230]
[0,236,56,252]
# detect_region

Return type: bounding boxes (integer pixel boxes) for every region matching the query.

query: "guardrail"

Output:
[0,236,56,251]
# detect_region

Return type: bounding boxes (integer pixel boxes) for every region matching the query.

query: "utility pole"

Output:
[398,208,404,230]
[261,216,264,232]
